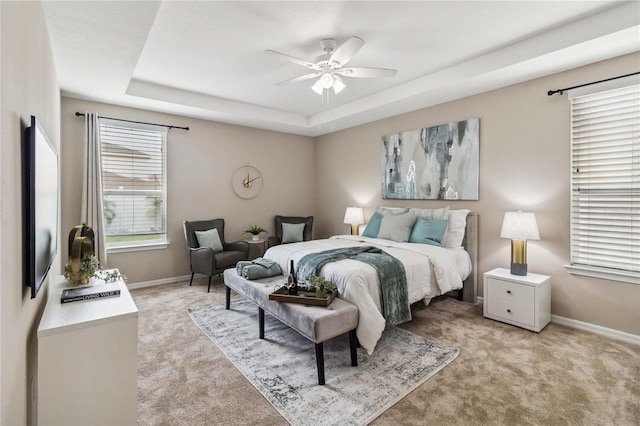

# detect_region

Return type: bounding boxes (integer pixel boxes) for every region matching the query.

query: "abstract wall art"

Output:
[381,118,479,200]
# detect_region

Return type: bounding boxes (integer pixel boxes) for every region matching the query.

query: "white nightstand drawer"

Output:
[483,268,551,332]
[487,277,535,302]
[486,279,535,326]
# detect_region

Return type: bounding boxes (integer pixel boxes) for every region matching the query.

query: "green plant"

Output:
[64,255,123,284]
[64,255,100,283]
[95,269,125,283]
[309,275,336,294]
[243,225,267,236]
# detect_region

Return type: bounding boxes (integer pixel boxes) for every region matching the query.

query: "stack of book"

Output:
[61,282,121,304]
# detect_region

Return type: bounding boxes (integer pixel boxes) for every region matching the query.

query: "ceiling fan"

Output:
[266,36,397,98]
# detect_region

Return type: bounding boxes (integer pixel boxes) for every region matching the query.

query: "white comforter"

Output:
[263,235,469,354]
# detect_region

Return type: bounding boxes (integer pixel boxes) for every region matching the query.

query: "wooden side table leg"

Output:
[315,342,325,385]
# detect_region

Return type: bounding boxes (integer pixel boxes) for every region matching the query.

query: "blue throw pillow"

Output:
[409,219,448,246]
[362,212,383,238]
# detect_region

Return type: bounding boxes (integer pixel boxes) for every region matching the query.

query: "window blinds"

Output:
[99,122,167,245]
[570,83,639,273]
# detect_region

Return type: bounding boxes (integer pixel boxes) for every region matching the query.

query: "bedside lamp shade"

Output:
[500,211,540,276]
[343,207,364,235]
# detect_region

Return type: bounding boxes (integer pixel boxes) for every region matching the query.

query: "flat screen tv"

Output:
[23,115,59,299]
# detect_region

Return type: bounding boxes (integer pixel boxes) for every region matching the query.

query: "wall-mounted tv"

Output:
[23,115,59,299]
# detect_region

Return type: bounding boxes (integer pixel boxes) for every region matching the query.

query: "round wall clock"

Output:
[232,165,263,199]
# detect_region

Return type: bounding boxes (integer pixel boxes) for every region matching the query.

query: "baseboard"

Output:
[127,274,192,290]
[550,314,640,346]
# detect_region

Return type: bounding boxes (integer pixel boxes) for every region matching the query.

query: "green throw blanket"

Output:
[296,246,410,326]
[236,258,282,280]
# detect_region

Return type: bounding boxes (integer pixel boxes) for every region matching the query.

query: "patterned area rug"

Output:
[188,300,458,426]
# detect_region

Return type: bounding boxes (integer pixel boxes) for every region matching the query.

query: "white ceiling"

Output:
[43,1,640,136]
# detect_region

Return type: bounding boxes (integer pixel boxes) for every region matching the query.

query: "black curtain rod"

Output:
[547,71,640,96]
[74,112,189,131]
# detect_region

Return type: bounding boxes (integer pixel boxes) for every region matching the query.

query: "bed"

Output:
[262,208,478,354]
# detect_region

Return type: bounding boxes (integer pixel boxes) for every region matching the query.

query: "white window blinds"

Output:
[570,81,639,275]
[99,120,167,248]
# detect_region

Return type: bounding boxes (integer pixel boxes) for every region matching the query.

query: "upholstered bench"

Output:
[223,269,358,385]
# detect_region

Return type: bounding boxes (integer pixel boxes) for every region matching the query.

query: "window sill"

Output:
[564,265,639,285]
[107,241,169,254]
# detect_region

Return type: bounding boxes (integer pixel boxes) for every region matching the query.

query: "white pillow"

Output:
[377,211,416,242]
[409,206,450,221]
[376,206,409,216]
[282,222,305,243]
[443,209,470,248]
[195,228,223,252]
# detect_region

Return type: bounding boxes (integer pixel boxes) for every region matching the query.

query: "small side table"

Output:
[245,238,266,259]
[483,268,551,332]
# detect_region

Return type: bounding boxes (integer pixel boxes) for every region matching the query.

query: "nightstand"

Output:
[483,268,551,332]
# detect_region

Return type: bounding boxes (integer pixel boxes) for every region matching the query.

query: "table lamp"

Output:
[500,211,540,276]
[343,207,364,235]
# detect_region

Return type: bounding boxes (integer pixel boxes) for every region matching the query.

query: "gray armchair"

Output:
[267,215,314,248]
[183,219,249,292]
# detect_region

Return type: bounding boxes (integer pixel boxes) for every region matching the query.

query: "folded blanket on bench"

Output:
[236,258,282,280]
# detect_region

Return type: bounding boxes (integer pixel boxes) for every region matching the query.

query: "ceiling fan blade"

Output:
[265,50,318,70]
[339,67,397,78]
[329,36,365,67]
[276,72,321,85]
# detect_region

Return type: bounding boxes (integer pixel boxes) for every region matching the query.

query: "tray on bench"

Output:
[268,287,337,307]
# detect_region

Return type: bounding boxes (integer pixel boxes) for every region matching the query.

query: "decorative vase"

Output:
[252,234,260,241]
[67,224,96,285]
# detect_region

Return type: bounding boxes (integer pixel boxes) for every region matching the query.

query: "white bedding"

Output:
[263,235,471,354]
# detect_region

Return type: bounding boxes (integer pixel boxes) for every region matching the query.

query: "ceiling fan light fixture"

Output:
[311,79,324,95]
[333,76,346,94]
[320,73,334,89]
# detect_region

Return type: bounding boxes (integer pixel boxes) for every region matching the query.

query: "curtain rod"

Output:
[547,71,640,96]
[74,112,189,131]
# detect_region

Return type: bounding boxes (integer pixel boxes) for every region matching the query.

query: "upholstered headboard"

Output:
[461,212,479,303]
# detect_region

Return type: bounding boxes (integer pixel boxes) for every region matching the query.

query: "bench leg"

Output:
[258,307,265,339]
[225,286,231,310]
[315,342,325,385]
[189,272,195,286]
[349,329,358,367]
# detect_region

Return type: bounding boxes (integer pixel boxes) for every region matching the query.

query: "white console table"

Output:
[37,272,138,426]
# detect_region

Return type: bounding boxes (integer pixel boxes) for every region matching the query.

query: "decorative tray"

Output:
[268,286,337,307]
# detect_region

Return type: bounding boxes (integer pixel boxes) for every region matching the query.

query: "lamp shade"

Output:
[343,207,365,225]
[500,211,540,240]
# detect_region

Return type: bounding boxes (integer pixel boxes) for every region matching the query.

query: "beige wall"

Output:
[60,98,315,284]
[0,1,61,424]
[315,52,640,336]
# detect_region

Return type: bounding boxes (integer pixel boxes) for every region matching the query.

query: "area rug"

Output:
[188,300,459,426]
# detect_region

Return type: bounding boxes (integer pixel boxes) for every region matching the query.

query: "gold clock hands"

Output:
[242,174,261,188]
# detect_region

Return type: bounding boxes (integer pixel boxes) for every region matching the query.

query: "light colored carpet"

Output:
[188,299,458,425]
[133,277,640,425]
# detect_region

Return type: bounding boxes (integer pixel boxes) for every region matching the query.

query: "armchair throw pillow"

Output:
[282,222,306,243]
[195,228,224,252]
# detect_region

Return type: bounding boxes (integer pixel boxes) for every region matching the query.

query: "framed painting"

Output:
[381,118,479,200]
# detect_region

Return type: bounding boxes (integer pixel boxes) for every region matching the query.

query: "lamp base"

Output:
[510,262,528,276]
[350,224,359,235]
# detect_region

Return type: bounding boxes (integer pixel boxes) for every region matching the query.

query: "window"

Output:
[568,77,639,283]
[99,119,167,251]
